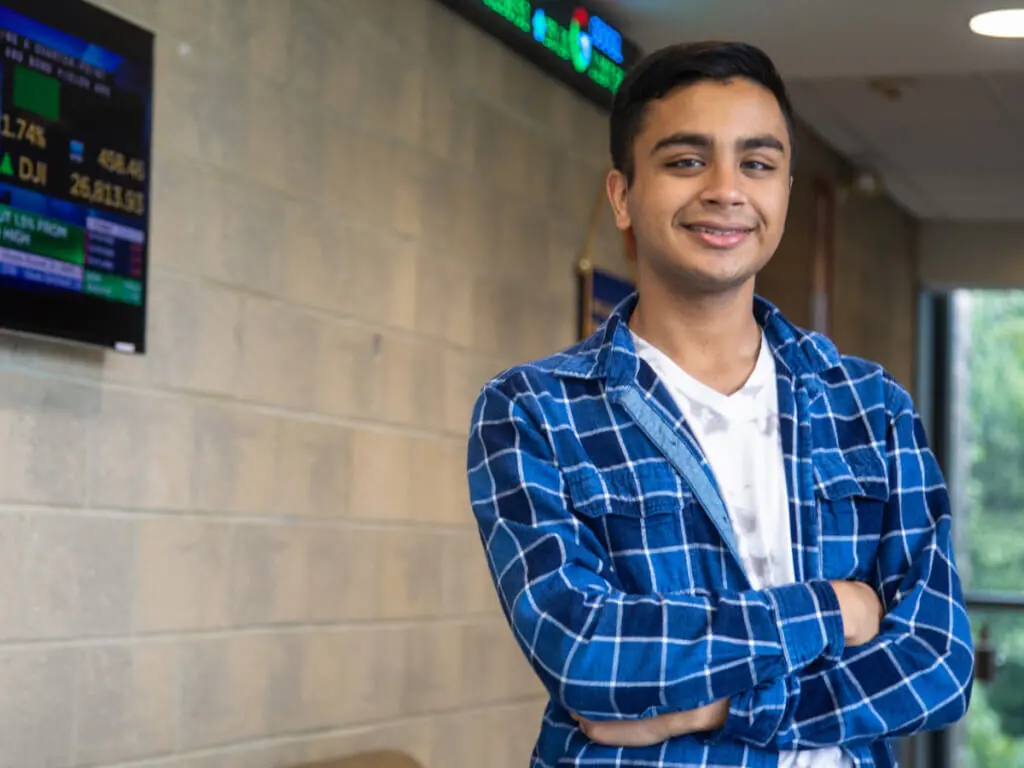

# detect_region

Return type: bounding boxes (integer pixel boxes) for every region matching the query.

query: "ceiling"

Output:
[591,0,1024,221]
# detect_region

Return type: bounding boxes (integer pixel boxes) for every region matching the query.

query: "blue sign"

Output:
[579,265,634,337]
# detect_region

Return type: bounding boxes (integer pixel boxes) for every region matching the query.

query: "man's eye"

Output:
[666,158,704,169]
[743,160,776,172]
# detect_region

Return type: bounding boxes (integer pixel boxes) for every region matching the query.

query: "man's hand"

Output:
[831,580,884,647]
[572,584,882,748]
[573,699,730,747]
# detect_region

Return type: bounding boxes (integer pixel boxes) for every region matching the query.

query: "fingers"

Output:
[570,715,664,747]
[831,580,885,646]
[569,713,590,738]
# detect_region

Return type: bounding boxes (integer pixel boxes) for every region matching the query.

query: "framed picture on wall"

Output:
[577,261,634,339]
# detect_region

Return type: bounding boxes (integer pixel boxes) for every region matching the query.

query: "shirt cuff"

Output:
[765,580,846,672]
[716,676,790,747]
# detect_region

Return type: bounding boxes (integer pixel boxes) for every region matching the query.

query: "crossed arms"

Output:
[466,381,974,751]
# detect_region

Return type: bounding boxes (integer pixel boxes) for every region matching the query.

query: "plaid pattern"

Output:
[466,294,973,768]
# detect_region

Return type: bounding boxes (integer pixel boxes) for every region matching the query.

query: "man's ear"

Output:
[606,168,632,231]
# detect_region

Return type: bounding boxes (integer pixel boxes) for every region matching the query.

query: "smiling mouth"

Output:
[681,224,755,235]
[679,223,756,250]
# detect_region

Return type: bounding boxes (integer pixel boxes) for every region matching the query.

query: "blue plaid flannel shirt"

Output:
[466,294,973,768]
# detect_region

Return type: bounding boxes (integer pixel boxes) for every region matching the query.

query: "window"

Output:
[918,290,1024,768]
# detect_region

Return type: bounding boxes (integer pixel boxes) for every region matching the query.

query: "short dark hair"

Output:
[610,41,797,182]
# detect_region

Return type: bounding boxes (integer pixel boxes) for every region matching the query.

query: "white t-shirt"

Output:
[634,331,851,768]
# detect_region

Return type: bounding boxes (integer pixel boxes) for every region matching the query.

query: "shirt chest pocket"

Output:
[815,469,888,582]
[565,464,694,594]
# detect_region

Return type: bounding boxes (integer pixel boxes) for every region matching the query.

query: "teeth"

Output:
[689,226,743,235]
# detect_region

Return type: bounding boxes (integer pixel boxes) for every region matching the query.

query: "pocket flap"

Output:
[813,447,889,501]
[814,471,865,500]
[566,463,687,519]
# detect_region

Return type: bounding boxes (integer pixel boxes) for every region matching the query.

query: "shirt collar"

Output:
[552,291,843,383]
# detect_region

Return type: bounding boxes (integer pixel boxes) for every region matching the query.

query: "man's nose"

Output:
[700,163,746,207]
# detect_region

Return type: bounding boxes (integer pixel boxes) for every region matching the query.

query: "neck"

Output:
[629,275,763,395]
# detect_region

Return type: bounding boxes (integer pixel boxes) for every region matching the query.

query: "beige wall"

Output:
[0,1,624,765]
[920,222,1024,288]
[759,122,919,389]
[0,3,921,766]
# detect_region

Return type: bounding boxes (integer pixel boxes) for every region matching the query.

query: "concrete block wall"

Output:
[0,1,624,765]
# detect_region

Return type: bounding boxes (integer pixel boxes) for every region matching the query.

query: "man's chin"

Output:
[658,254,761,295]
[691,273,757,296]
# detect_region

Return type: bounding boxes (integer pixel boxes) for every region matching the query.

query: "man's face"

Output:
[608,78,792,295]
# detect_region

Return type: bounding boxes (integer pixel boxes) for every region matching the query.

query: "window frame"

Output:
[913,289,1024,768]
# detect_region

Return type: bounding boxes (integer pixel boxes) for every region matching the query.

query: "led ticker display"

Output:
[0,0,153,353]
[437,0,641,108]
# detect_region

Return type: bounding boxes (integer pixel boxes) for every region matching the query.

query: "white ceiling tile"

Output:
[869,173,938,219]
[980,73,1024,133]
[788,83,872,160]
[910,173,1024,220]
[789,75,1024,217]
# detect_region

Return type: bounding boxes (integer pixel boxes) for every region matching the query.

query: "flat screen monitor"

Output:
[0,0,153,353]
[436,0,641,109]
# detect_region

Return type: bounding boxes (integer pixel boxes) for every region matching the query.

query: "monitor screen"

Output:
[0,0,153,353]
[436,0,641,109]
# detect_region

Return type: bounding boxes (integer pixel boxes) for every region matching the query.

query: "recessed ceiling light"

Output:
[970,9,1024,38]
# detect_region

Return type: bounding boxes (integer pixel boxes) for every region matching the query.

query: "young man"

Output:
[466,42,973,767]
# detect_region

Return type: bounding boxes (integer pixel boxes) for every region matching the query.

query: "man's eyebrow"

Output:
[650,132,786,155]
[740,134,785,153]
[650,133,711,155]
